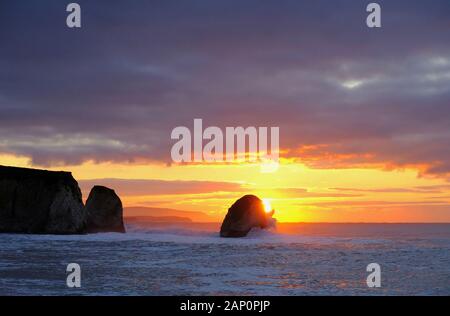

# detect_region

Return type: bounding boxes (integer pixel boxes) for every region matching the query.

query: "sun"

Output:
[262,198,272,213]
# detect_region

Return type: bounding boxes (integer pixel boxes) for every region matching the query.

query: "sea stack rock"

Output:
[0,165,86,234]
[220,195,274,238]
[85,186,125,233]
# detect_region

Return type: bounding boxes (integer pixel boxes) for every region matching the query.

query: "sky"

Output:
[1,0,450,222]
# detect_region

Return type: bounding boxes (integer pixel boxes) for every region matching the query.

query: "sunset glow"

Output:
[2,0,449,299]
[262,199,272,213]
[2,153,450,223]
[1,1,450,225]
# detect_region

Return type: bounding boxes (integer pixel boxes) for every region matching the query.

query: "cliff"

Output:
[0,165,85,234]
[0,165,125,234]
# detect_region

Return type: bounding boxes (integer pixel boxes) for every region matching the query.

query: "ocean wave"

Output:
[2,223,448,246]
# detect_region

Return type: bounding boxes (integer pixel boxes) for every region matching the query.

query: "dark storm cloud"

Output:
[1,0,450,176]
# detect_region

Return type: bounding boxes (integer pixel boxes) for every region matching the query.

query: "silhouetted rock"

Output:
[0,165,85,234]
[220,195,274,237]
[85,186,125,233]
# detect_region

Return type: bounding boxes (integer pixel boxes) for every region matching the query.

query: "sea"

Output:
[0,222,449,295]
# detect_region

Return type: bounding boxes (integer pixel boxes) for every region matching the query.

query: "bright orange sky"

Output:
[3,153,450,223]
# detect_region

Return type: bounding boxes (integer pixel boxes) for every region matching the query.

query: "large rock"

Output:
[85,186,125,233]
[220,195,274,237]
[0,165,86,234]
